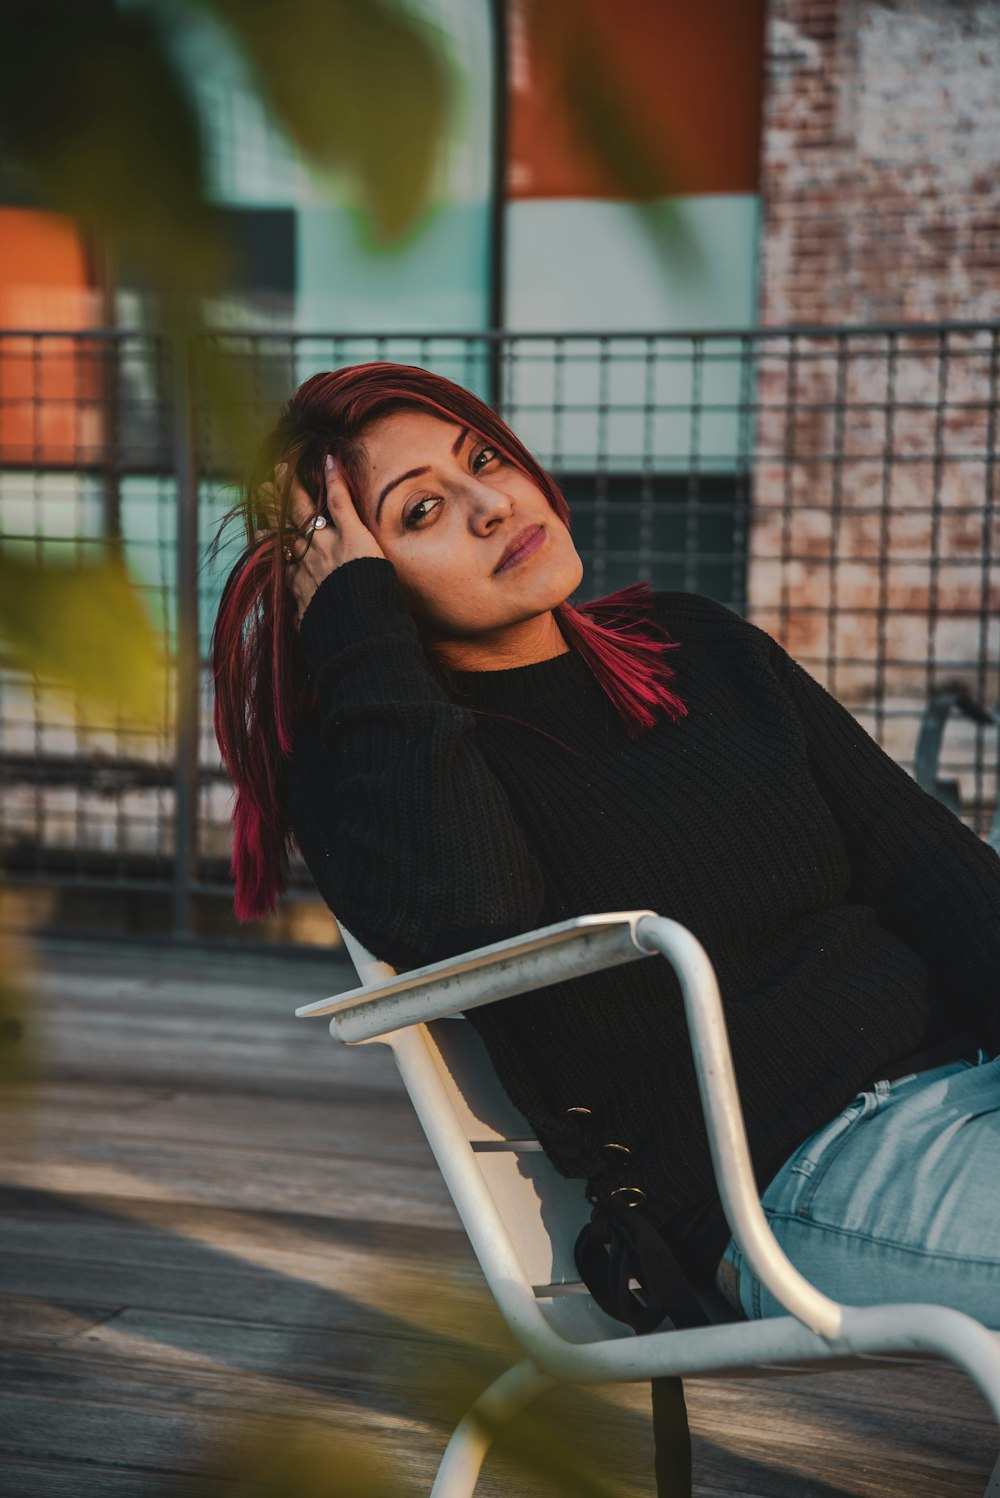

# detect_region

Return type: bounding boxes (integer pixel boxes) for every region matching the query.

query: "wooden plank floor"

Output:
[1,935,997,1497]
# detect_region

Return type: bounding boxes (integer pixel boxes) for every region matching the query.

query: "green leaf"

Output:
[528,1,701,272]
[0,551,169,730]
[202,0,455,242]
[0,918,37,1095]
[0,0,454,300]
[0,0,229,298]
[211,1414,404,1497]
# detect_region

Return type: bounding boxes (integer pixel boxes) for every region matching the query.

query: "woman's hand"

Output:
[277,454,385,625]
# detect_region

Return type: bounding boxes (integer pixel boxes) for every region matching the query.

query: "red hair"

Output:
[211,363,686,922]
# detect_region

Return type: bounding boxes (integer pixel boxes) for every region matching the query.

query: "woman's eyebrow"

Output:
[376,466,429,522]
[374,428,470,523]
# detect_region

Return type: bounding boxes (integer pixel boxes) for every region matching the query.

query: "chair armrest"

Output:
[635,914,842,1340]
[294,909,656,1041]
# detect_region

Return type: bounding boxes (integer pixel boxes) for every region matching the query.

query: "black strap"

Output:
[575,1203,706,1498]
[574,1201,710,1334]
[652,1375,692,1496]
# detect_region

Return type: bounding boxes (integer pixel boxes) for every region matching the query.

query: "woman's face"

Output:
[353,408,584,644]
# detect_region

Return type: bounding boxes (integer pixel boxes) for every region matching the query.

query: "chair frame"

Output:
[914,685,1000,851]
[297,910,1000,1496]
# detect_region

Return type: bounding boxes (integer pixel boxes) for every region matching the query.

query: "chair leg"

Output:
[984,1453,1000,1498]
[429,1360,556,1498]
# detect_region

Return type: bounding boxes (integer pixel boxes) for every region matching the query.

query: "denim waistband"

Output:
[872,1029,979,1086]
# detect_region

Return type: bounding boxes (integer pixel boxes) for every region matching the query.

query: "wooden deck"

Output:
[1,935,997,1497]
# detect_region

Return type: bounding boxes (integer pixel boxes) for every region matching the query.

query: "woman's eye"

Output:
[403,495,442,529]
[472,445,499,473]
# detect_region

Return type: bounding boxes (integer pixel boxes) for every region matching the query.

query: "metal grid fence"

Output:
[1,324,997,935]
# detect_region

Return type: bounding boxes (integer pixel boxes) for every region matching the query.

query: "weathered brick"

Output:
[750,2,1000,723]
[760,0,1000,326]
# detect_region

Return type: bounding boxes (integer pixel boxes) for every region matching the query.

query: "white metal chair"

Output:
[296,909,1000,1496]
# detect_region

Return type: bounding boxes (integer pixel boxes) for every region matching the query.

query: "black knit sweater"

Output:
[287,557,1000,1282]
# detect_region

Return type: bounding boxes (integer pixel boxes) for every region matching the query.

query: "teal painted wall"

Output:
[507,194,759,334]
[160,0,495,336]
[504,195,760,474]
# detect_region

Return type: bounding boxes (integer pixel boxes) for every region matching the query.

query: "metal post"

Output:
[95,237,123,559]
[171,330,200,940]
[487,0,508,411]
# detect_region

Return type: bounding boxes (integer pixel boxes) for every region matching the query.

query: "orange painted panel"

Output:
[508,0,767,200]
[0,208,104,465]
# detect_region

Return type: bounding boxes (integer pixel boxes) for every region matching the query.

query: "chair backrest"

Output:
[337,922,397,986]
[335,920,630,1346]
[914,687,1000,850]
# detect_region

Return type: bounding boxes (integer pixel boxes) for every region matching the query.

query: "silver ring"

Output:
[303,514,328,535]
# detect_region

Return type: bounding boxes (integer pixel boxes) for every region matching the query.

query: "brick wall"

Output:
[747,1,1000,820]
[759,0,1000,326]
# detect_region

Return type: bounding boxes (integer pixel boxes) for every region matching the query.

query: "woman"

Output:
[213,361,1000,1482]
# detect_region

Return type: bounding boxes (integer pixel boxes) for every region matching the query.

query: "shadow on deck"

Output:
[0,937,996,1497]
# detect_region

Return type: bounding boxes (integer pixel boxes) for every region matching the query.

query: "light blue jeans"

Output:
[716,1050,1000,1329]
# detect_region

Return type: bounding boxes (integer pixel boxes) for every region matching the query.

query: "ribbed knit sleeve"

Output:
[769,638,1000,1042]
[286,557,545,970]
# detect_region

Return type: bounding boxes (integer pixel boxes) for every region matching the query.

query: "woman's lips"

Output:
[493,524,546,574]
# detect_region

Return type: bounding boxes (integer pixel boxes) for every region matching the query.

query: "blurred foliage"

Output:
[0,913,37,1098]
[205,1417,401,1498]
[451,1387,633,1498]
[184,1272,638,1498]
[525,0,698,272]
[0,0,454,303]
[0,0,690,306]
[0,8,680,1478]
[0,0,456,738]
[0,550,169,731]
[200,1397,632,1498]
[374,1273,636,1497]
[202,0,453,246]
[0,0,228,301]
[0,549,165,1097]
[0,0,690,701]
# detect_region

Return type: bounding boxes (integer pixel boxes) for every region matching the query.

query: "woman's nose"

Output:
[467,482,512,534]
